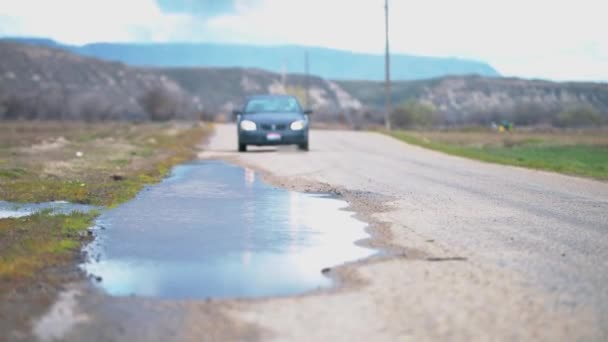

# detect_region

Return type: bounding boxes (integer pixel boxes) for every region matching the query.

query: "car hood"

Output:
[242,112,304,123]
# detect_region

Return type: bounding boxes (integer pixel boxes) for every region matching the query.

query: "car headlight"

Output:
[290,120,306,131]
[240,120,257,131]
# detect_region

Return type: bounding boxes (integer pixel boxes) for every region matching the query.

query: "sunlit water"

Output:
[0,200,97,219]
[82,160,375,299]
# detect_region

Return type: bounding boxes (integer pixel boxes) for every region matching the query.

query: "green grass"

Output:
[0,211,98,282]
[389,131,608,180]
[0,168,28,179]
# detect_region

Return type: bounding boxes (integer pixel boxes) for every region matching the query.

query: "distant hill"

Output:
[0,40,359,121]
[338,76,608,126]
[5,38,500,81]
[0,40,197,120]
[160,67,362,119]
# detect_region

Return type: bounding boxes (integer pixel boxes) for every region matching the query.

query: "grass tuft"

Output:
[0,211,97,283]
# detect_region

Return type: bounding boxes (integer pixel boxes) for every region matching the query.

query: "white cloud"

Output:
[207,0,608,81]
[206,0,386,51]
[0,0,196,44]
[387,0,608,81]
[1,0,606,80]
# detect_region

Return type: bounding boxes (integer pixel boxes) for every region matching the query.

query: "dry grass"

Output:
[0,121,211,206]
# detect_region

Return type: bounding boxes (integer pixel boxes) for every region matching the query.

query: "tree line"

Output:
[0,86,199,122]
[389,99,607,129]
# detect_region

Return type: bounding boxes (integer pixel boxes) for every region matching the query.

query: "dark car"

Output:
[234,95,312,152]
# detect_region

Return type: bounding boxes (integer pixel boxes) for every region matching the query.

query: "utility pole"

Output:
[281,60,287,91]
[384,0,392,130]
[305,50,310,109]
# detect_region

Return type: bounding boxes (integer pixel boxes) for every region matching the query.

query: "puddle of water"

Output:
[83,160,375,299]
[0,201,98,219]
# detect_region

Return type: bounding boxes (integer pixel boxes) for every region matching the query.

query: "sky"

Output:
[0,0,606,81]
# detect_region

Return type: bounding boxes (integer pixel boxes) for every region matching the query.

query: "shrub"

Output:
[554,106,604,128]
[138,87,179,121]
[391,99,439,128]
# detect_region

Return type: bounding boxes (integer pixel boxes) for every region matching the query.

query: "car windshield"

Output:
[244,97,301,113]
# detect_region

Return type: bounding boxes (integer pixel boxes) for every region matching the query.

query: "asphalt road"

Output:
[200,124,608,341]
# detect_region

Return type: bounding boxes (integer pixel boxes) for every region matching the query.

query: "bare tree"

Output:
[72,92,115,122]
[138,87,179,121]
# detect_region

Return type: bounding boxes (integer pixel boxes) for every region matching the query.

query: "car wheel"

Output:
[238,143,247,152]
[298,141,309,151]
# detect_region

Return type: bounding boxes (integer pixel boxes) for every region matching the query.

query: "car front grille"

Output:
[260,124,288,131]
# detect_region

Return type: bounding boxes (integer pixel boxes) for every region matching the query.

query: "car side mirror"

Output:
[232,110,242,117]
[303,109,313,115]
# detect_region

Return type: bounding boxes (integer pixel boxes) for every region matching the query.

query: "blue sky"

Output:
[156,0,238,16]
[1,0,606,81]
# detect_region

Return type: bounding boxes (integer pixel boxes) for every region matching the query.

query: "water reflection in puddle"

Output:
[83,160,375,299]
[0,201,97,219]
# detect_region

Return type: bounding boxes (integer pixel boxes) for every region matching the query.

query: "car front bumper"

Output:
[239,129,308,145]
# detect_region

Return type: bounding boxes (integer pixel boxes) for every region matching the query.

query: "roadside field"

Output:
[388,129,608,180]
[0,121,210,292]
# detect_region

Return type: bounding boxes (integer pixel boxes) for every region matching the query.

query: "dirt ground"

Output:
[5,123,608,341]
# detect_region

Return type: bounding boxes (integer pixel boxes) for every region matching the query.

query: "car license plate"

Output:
[266,132,282,141]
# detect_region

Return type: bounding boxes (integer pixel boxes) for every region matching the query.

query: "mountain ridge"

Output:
[4,37,500,81]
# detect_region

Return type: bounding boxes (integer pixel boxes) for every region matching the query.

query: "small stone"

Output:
[321,267,331,274]
[111,174,125,181]
[75,151,84,158]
